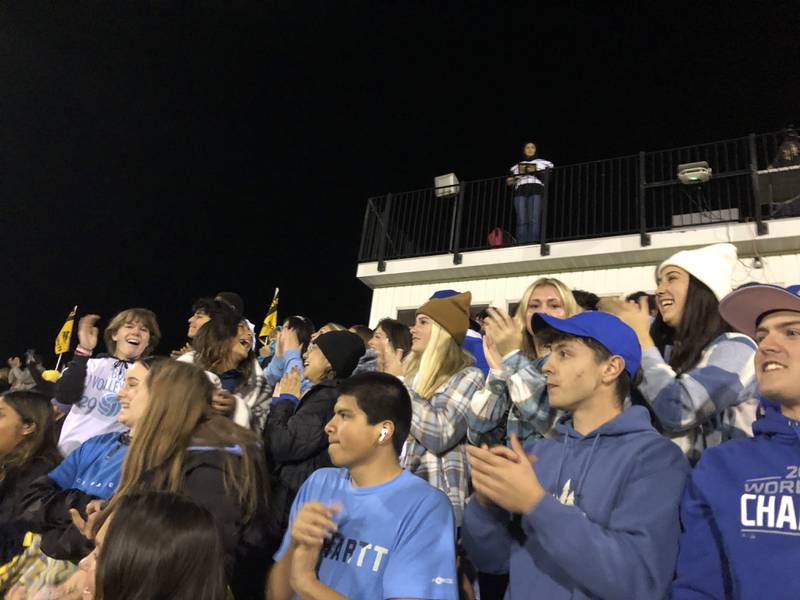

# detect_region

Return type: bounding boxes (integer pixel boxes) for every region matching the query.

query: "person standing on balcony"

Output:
[599,243,758,464]
[507,142,554,244]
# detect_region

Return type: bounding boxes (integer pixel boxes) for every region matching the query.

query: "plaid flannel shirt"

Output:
[467,351,554,447]
[638,332,757,464]
[400,366,484,526]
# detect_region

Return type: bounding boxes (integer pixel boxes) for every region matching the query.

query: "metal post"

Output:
[638,151,651,246]
[450,184,464,264]
[539,169,551,256]
[376,193,393,272]
[358,199,374,262]
[749,133,769,235]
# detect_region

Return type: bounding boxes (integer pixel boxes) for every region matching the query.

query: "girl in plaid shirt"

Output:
[600,244,757,464]
[467,278,581,447]
[379,292,483,526]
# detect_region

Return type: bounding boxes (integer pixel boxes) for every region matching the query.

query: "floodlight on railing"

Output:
[677,161,712,185]
[434,173,460,198]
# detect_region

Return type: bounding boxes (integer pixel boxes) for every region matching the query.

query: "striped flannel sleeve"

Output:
[408,367,485,455]
[638,333,757,432]
[502,352,552,437]
[466,371,511,442]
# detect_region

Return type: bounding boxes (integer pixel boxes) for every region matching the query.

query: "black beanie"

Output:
[315,331,366,379]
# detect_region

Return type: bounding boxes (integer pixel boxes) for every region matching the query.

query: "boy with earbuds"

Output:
[267,371,459,600]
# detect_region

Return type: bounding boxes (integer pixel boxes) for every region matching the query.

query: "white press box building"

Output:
[358,217,800,326]
[356,129,800,324]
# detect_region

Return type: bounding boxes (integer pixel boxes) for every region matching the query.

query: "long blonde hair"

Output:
[110,360,264,520]
[404,322,473,399]
[513,277,581,358]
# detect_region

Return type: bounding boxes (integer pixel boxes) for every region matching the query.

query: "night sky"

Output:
[1,2,798,361]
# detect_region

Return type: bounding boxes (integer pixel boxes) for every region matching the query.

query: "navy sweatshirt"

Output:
[673,404,800,599]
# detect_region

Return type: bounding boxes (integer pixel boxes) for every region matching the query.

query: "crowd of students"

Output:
[1,242,799,599]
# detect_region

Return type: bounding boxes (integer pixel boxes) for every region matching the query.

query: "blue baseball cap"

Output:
[719,282,800,338]
[430,289,461,299]
[531,311,642,376]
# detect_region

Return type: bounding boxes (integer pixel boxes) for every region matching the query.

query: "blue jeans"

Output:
[514,193,542,243]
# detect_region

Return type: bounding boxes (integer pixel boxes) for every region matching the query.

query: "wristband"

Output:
[75,346,93,357]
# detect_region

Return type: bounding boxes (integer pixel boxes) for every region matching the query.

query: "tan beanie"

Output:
[416,291,472,344]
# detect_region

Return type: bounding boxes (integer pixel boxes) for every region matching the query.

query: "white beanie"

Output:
[657,243,738,301]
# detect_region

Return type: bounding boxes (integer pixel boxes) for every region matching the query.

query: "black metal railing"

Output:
[359,129,800,266]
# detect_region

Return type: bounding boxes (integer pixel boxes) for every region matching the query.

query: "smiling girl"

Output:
[602,243,758,463]
[55,309,160,456]
[179,314,270,432]
[18,357,160,566]
[103,360,270,599]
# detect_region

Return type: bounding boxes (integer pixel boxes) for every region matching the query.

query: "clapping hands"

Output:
[279,367,303,398]
[375,338,404,376]
[482,307,522,358]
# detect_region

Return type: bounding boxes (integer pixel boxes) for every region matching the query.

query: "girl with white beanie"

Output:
[601,243,757,463]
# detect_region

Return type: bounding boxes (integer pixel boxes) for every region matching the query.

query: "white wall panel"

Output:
[366,252,800,327]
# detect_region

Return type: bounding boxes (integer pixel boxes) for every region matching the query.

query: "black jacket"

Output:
[18,433,130,562]
[263,380,339,530]
[19,473,98,561]
[180,447,278,600]
[0,455,61,564]
[53,355,91,406]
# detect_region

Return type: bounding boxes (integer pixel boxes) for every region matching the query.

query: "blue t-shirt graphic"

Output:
[275,468,458,600]
[48,431,128,499]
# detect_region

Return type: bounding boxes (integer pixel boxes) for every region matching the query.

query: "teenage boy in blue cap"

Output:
[462,311,689,599]
[672,283,800,599]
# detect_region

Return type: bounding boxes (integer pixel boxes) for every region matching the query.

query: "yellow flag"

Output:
[55,306,78,355]
[259,289,279,341]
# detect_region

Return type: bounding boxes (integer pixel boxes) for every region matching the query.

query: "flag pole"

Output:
[56,305,78,372]
[259,287,279,345]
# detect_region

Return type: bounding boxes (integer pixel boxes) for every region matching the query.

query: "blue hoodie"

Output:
[462,406,689,599]
[265,348,313,394]
[672,405,800,600]
[48,431,128,499]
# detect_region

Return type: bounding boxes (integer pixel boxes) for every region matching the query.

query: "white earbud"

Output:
[378,427,389,443]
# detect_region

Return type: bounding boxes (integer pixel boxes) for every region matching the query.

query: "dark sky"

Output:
[1,1,798,361]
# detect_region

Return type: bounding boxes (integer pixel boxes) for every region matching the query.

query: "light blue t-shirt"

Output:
[275,467,458,600]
